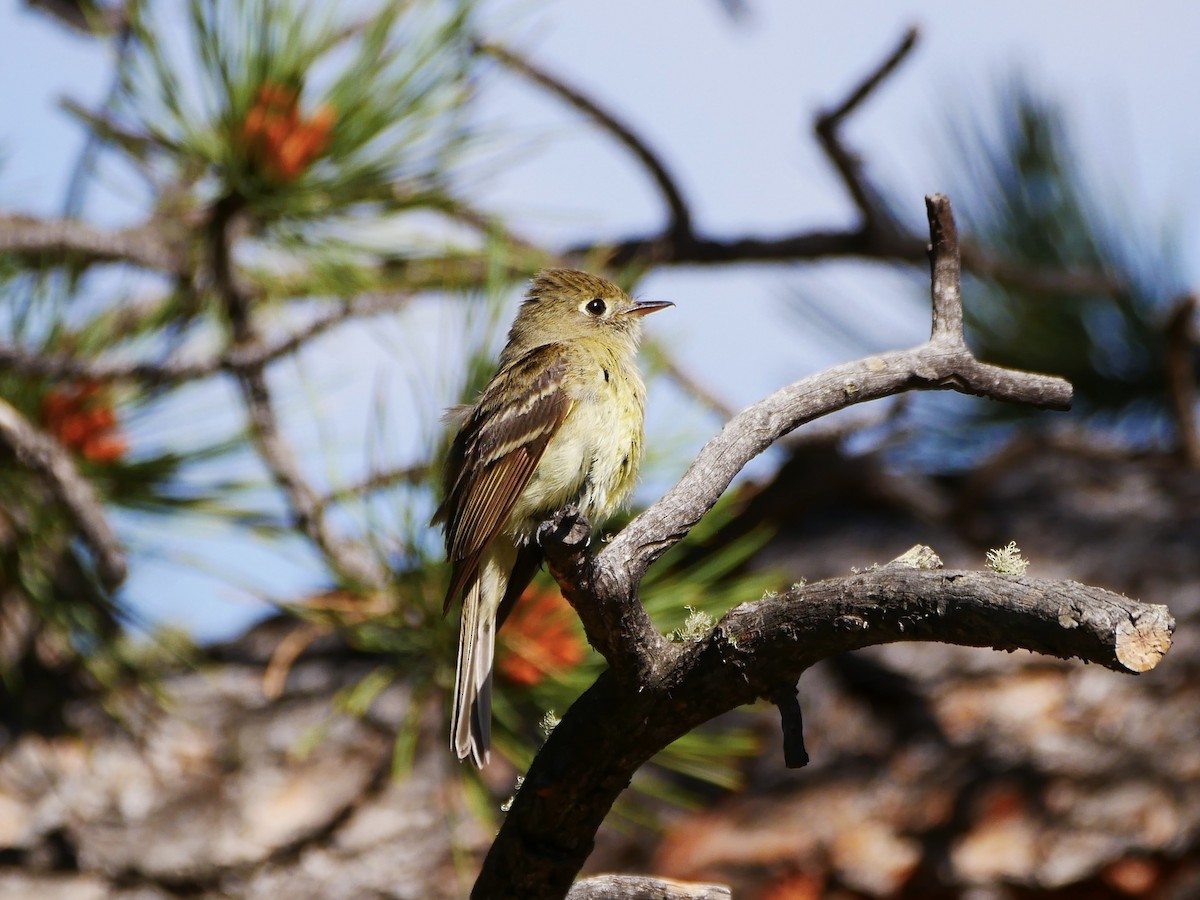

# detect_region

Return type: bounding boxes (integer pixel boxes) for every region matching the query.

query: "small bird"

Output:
[435,269,672,766]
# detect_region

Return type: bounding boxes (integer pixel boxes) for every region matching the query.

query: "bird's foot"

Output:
[537,504,591,551]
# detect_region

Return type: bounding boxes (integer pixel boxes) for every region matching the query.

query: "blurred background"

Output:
[1,1,1198,898]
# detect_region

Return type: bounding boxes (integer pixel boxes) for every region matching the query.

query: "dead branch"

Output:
[566,874,731,899]
[599,195,1069,614]
[478,567,1172,899]
[469,194,1173,900]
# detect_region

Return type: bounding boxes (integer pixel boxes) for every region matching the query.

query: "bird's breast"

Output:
[508,353,645,540]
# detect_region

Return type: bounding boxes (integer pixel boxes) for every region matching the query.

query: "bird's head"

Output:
[501,269,673,361]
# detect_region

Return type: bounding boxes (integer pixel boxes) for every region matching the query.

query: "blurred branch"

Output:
[207,195,387,591]
[539,27,1115,297]
[0,397,126,588]
[314,462,432,514]
[1166,294,1200,466]
[25,0,128,35]
[0,212,185,275]
[479,41,694,243]
[815,26,918,232]
[957,244,1122,295]
[60,98,165,166]
[646,341,737,420]
[0,292,412,385]
[474,193,1110,899]
[660,358,736,421]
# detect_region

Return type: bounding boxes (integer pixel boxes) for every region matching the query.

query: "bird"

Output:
[434,268,672,766]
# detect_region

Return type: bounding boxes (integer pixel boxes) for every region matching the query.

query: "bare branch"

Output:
[926,192,965,343]
[476,193,1105,898]
[769,682,809,769]
[567,220,914,270]
[815,26,919,228]
[601,195,1069,594]
[0,397,126,588]
[480,41,694,242]
[0,213,185,275]
[567,223,1119,299]
[541,508,670,683]
[477,569,1172,899]
[567,874,731,899]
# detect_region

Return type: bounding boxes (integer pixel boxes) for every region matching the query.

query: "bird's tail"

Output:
[451,546,511,767]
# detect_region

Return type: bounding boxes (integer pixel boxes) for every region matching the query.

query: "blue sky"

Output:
[3,2,1199,640]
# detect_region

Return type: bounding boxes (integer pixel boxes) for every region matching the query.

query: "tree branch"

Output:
[599,195,1068,599]
[0,292,412,387]
[206,195,387,591]
[541,507,671,684]
[470,194,1145,899]
[0,213,184,275]
[566,874,731,899]
[1165,294,1200,466]
[313,461,432,514]
[0,397,126,588]
[479,41,694,243]
[544,26,1116,298]
[927,193,965,343]
[815,26,918,230]
[476,569,1172,899]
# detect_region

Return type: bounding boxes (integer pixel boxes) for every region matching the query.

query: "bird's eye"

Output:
[585,298,607,317]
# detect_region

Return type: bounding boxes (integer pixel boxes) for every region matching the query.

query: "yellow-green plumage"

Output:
[435,269,671,766]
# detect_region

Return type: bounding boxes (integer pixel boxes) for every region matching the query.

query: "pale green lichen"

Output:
[670,605,715,642]
[538,710,560,739]
[986,541,1029,575]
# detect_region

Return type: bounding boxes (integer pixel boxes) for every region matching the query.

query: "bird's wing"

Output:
[440,343,572,612]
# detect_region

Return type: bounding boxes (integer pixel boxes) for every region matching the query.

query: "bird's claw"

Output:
[537,504,590,550]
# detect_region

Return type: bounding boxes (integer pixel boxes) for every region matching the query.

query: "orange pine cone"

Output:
[239,81,336,183]
[81,433,128,464]
[57,413,91,447]
[39,380,127,463]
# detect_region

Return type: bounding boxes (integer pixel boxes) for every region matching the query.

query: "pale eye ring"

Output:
[585,298,607,316]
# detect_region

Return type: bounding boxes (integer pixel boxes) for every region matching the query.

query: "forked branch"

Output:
[474,194,1170,900]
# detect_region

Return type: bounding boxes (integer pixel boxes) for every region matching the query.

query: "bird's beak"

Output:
[622,300,675,317]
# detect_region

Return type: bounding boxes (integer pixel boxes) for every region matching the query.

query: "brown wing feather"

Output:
[440,344,572,613]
